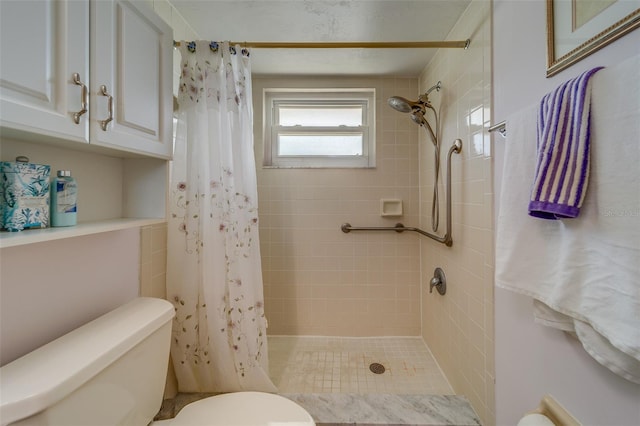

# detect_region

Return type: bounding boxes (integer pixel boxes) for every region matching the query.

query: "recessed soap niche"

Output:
[380,199,403,217]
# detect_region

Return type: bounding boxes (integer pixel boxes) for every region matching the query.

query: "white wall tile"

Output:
[253,76,422,336]
[419,0,494,424]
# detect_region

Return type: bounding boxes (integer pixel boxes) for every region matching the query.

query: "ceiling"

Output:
[169,0,471,76]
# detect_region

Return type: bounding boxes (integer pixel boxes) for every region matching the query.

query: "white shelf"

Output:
[0,218,166,249]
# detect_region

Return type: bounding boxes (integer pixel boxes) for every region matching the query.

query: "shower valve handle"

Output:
[429,268,447,295]
[429,277,440,293]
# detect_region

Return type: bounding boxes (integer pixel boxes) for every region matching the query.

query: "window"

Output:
[263,89,375,168]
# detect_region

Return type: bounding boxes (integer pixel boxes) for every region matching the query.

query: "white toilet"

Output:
[0,297,315,426]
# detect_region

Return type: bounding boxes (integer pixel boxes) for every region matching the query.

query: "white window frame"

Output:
[263,88,376,168]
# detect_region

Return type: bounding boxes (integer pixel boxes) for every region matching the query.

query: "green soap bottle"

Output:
[50,170,77,227]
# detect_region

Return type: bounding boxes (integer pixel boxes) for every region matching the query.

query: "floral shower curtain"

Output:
[167,40,276,393]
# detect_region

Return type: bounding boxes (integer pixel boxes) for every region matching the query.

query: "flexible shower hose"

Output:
[431,143,440,232]
[423,107,440,232]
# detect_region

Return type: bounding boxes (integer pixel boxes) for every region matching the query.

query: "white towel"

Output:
[495,55,640,383]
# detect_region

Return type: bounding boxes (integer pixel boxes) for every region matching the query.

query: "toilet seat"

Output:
[153,392,315,426]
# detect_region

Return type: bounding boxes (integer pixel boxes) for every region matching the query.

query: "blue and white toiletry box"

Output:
[0,157,51,231]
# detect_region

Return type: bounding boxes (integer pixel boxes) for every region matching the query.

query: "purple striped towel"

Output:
[529,67,604,219]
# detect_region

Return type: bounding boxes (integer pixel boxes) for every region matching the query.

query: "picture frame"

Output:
[546,0,640,77]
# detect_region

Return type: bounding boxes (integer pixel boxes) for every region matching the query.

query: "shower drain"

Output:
[369,362,386,374]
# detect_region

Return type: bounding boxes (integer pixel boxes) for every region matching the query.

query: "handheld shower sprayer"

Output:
[387,81,443,232]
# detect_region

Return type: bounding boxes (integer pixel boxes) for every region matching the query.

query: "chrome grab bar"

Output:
[341,222,446,241]
[341,138,462,247]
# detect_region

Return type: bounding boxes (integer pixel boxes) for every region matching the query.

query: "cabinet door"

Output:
[0,0,89,143]
[91,0,173,159]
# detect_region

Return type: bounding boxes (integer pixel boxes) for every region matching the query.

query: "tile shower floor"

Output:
[268,336,454,395]
[156,336,474,424]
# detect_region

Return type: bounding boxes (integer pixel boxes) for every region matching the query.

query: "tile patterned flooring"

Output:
[268,336,453,395]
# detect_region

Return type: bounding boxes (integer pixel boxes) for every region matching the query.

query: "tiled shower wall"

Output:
[140,223,168,300]
[418,1,494,424]
[253,77,423,336]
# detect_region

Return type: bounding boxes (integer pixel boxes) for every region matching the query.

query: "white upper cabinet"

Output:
[0,0,173,159]
[0,0,90,143]
[0,0,171,247]
[91,0,173,158]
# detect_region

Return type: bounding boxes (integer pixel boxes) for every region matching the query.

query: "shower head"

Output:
[387,96,421,113]
[388,81,441,147]
[387,81,442,114]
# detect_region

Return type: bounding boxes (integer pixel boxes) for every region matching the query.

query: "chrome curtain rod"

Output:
[341,139,462,247]
[173,40,471,49]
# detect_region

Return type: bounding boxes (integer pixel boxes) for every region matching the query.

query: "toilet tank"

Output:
[0,297,175,426]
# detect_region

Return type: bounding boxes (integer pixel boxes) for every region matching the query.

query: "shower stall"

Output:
[262,76,463,396]
[253,72,472,391]
[252,4,494,421]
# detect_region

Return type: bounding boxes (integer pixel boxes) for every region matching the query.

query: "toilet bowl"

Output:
[0,298,315,426]
[152,392,314,426]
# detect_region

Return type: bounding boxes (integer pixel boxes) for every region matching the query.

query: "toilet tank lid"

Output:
[0,297,174,426]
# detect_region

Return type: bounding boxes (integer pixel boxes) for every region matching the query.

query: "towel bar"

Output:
[488,120,506,136]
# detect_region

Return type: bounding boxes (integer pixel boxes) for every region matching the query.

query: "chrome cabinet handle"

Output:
[99,84,113,131]
[72,73,88,124]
